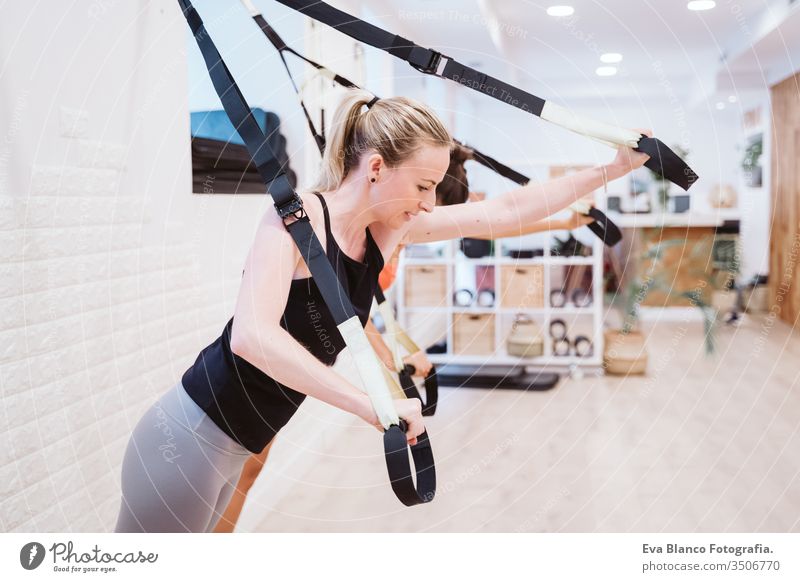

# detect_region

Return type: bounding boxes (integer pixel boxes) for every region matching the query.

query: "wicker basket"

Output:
[603,330,647,376]
[506,315,544,358]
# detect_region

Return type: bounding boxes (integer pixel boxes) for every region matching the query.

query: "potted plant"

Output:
[604,238,718,375]
[741,135,763,188]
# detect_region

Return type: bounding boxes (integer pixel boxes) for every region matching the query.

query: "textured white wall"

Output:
[0,0,347,533]
[0,0,194,532]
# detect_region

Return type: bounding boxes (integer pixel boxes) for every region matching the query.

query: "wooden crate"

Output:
[404,265,447,307]
[453,312,495,355]
[500,265,544,308]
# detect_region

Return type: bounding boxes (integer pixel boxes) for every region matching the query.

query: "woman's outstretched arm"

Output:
[468,210,595,240]
[406,137,651,244]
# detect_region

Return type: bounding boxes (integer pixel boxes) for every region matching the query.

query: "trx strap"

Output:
[577,204,623,248]
[178,0,434,506]
[273,0,699,191]
[468,148,531,186]
[241,2,622,247]
[239,0,358,153]
[374,286,439,416]
[238,0,535,182]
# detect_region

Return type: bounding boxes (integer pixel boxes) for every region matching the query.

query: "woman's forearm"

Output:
[232,326,369,420]
[471,215,567,240]
[409,162,627,244]
[494,163,624,237]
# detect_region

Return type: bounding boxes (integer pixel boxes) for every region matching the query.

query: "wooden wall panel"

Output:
[769,73,800,325]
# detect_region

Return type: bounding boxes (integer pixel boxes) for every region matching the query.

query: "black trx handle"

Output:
[384,422,436,506]
[273,0,698,191]
[178,0,435,507]
[634,134,698,191]
[399,365,439,417]
[585,206,622,247]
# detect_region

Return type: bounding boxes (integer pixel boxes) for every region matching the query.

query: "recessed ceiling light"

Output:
[600,53,623,64]
[687,1,716,11]
[728,95,738,103]
[715,101,726,110]
[596,66,617,77]
[547,5,575,17]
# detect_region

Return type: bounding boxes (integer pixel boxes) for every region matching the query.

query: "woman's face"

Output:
[367,144,450,229]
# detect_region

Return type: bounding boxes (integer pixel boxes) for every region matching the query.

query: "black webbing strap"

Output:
[467,146,532,186]
[273,0,699,191]
[178,0,434,506]
[384,422,436,505]
[249,9,358,154]
[252,14,325,153]
[399,366,439,417]
[251,12,359,91]
[374,286,438,416]
[244,9,622,249]
[181,2,288,187]
[586,206,623,247]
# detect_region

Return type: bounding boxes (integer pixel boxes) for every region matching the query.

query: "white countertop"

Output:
[608,210,741,228]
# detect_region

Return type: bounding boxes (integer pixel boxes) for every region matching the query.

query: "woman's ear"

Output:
[368,153,384,177]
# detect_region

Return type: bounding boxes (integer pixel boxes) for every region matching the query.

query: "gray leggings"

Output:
[114,381,252,532]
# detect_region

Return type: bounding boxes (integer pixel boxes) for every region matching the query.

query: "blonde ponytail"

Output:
[311,89,452,192]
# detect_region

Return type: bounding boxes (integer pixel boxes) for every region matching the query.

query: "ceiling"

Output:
[334,0,800,107]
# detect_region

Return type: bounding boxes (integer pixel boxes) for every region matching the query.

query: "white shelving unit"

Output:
[396,227,605,371]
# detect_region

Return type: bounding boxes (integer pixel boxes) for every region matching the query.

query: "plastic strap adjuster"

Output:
[275,194,306,223]
[407,46,444,74]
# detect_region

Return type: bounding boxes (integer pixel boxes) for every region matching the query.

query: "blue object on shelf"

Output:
[190,108,274,146]
[673,195,691,213]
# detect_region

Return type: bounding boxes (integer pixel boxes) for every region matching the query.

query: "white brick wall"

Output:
[1,1,351,533]
[0,147,235,531]
[0,1,250,533]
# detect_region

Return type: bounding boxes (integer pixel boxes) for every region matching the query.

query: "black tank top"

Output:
[181,192,385,453]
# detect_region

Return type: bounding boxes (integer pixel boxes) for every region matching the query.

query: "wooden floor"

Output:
[245,315,800,532]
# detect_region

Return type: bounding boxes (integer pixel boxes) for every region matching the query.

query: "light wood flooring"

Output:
[243,315,800,532]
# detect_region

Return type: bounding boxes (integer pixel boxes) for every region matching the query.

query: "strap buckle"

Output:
[275,194,307,224]
[407,46,448,75]
[271,174,306,224]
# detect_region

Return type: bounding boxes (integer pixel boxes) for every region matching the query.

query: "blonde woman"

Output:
[115,89,649,532]
[212,147,595,533]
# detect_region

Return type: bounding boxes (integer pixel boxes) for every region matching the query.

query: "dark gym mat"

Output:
[434,366,560,392]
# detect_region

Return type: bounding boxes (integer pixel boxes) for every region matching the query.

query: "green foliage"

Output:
[741,136,763,170]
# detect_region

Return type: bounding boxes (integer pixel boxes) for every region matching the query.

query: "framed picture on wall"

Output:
[741,133,763,188]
